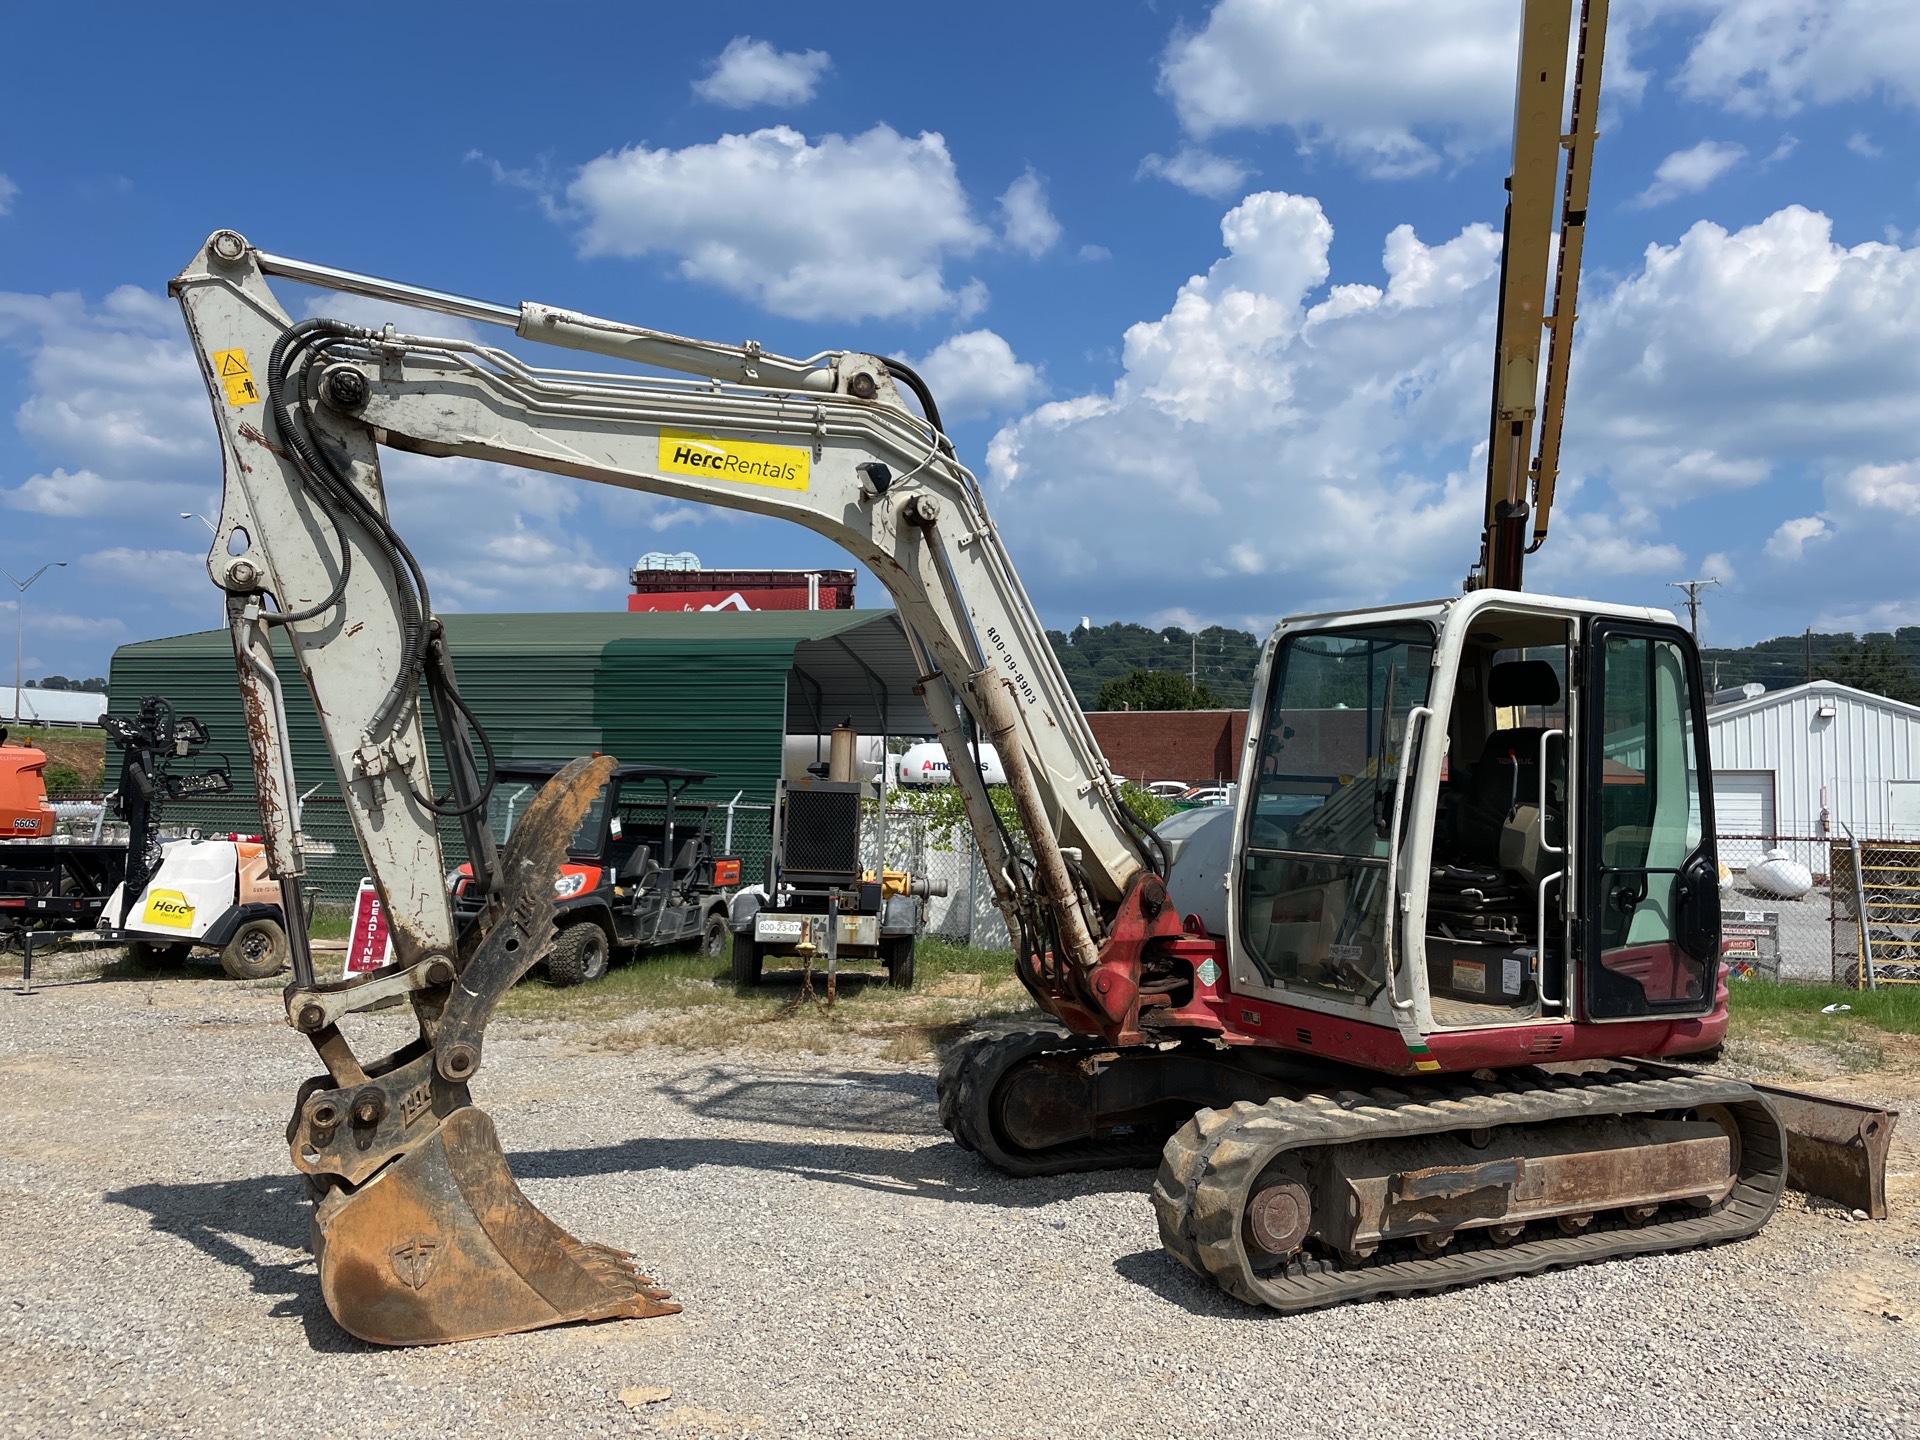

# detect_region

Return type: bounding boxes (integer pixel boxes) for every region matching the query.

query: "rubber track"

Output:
[1152,1068,1785,1311]
[936,1027,1166,1176]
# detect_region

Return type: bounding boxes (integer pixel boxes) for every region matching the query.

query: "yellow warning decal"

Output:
[658,429,809,492]
[141,888,196,929]
[212,348,262,407]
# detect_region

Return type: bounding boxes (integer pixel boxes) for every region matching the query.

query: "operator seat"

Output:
[619,844,659,889]
[668,836,702,882]
[1455,659,1563,872]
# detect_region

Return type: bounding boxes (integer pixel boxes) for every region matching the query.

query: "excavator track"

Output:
[1152,1066,1785,1312]
[937,1027,1169,1175]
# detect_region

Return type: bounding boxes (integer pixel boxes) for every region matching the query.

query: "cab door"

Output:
[1580,623,1719,1019]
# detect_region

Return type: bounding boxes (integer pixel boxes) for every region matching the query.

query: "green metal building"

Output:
[108,609,927,900]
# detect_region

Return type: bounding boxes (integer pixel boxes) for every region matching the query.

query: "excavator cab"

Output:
[1235,589,1719,1047]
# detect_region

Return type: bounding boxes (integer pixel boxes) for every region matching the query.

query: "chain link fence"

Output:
[861,804,1010,950]
[1716,834,1835,983]
[71,790,1899,980]
[1830,838,1920,987]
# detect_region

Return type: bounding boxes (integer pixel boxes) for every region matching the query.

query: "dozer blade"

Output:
[291,754,680,1345]
[314,1107,678,1346]
[1747,1080,1897,1219]
[1640,1063,1898,1219]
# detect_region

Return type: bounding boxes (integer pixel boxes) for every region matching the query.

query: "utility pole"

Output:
[1190,632,1197,693]
[1667,577,1720,640]
[3,561,68,727]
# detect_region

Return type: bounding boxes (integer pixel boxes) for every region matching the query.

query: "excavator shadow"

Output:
[658,1063,945,1136]
[104,1174,373,1353]
[1111,1248,1270,1319]
[503,1132,1152,1208]
[106,1129,1154,1344]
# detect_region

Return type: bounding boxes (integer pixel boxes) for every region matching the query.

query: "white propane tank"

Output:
[895,741,1006,787]
[1746,847,1814,899]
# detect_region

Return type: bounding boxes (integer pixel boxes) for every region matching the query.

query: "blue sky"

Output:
[3,0,1919,680]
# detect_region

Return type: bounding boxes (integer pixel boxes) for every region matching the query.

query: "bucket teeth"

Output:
[314,1106,679,1346]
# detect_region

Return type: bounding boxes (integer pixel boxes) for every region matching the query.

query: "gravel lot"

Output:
[3,961,1918,1440]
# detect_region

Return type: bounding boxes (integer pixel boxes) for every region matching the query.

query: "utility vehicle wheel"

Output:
[128,940,191,970]
[885,936,917,990]
[731,930,763,987]
[220,918,290,980]
[701,912,731,960]
[547,922,610,987]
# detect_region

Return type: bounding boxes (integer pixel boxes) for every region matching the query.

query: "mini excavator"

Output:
[171,0,1890,1345]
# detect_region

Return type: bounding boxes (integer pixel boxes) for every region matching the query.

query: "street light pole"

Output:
[2,562,67,727]
[180,511,217,534]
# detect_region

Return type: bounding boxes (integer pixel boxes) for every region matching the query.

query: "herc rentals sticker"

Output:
[141,889,195,929]
[658,429,809,492]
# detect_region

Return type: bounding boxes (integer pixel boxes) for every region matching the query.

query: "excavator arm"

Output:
[1470,0,1609,592]
[170,231,1184,1344]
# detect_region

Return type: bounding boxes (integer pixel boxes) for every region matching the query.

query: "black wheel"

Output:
[701,911,731,960]
[546,922,611,987]
[731,929,763,988]
[127,940,191,970]
[885,936,916,990]
[220,917,290,980]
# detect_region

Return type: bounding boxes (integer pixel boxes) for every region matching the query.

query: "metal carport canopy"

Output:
[785,610,929,738]
[108,607,934,804]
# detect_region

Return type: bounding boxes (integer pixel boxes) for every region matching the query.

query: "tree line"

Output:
[1050,621,1920,711]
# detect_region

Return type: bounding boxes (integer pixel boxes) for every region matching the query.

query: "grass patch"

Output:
[497,936,1034,1062]
[6,726,106,791]
[1724,978,1920,1075]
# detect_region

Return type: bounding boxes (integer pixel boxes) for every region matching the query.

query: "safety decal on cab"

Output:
[141,889,196,929]
[658,429,809,492]
[211,348,262,407]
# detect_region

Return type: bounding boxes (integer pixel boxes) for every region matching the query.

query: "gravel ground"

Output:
[2,965,1918,1440]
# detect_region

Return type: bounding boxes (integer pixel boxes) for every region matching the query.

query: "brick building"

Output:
[1087,709,1249,786]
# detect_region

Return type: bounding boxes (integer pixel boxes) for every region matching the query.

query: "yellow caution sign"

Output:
[141,888,196,929]
[212,348,262,407]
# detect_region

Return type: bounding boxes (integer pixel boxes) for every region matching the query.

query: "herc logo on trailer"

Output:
[657,429,810,491]
[141,889,195,928]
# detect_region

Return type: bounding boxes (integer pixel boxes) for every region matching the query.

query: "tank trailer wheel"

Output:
[546,922,610,987]
[220,917,290,980]
[730,930,763,988]
[701,912,731,960]
[128,940,192,971]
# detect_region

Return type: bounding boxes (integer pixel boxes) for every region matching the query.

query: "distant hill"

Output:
[1697,628,1920,691]
[1045,620,1920,711]
[1047,623,1261,709]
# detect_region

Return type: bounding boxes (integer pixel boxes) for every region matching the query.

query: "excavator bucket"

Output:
[313,1108,678,1346]
[290,755,680,1346]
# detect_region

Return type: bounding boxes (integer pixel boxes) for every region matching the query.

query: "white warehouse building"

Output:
[1707,680,1920,848]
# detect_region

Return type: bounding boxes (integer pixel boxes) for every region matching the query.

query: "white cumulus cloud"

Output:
[1675,0,1920,116]
[1138,147,1252,199]
[1764,514,1833,559]
[1632,140,1747,207]
[912,330,1042,421]
[998,171,1061,258]
[564,125,992,321]
[1158,0,1520,176]
[693,37,831,109]
[987,192,1501,619]
[0,174,17,216]
[1566,206,1920,505]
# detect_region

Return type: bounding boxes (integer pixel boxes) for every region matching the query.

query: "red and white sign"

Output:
[628,586,826,613]
[346,877,395,974]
